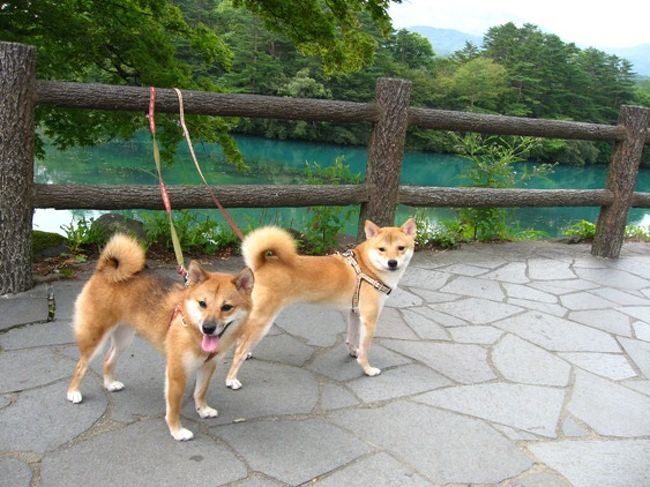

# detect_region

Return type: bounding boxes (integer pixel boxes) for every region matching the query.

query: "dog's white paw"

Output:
[348,348,359,358]
[226,378,242,390]
[104,380,125,392]
[197,405,218,419]
[67,390,83,404]
[364,366,382,377]
[245,352,253,360]
[171,427,194,441]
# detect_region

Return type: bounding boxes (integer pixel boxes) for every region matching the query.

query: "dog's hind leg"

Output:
[346,311,360,357]
[102,325,135,392]
[67,320,112,404]
[194,359,218,419]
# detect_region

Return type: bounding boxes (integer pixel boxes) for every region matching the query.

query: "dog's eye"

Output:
[398,246,405,251]
[221,304,233,312]
[378,247,386,252]
[198,300,207,309]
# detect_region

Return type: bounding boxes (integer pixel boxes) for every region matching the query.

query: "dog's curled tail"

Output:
[242,226,297,271]
[96,233,146,283]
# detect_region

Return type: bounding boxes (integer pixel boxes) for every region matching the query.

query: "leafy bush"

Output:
[562,220,596,241]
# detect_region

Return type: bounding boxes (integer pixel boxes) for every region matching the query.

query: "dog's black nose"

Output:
[202,323,217,335]
[388,260,398,269]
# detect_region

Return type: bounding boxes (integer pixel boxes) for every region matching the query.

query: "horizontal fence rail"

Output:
[37,81,650,143]
[36,81,379,124]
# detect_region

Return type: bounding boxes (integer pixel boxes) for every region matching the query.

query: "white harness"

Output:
[339,249,392,314]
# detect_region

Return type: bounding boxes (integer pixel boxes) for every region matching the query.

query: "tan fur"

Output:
[226,219,416,389]
[67,234,254,441]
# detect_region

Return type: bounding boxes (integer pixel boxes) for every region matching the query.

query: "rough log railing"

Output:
[1,40,650,293]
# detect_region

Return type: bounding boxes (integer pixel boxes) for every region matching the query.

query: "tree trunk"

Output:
[0,42,36,294]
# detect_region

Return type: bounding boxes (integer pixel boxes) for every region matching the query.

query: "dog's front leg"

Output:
[165,362,193,441]
[346,311,360,357]
[356,315,381,376]
[194,359,218,419]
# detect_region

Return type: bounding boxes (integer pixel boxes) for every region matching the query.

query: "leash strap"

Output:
[340,249,392,314]
[149,87,188,282]
[173,88,245,242]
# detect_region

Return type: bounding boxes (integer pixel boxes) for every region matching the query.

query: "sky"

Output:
[388,0,650,49]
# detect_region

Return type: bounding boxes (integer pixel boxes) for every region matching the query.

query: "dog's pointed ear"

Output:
[401,218,417,237]
[233,267,254,294]
[187,260,207,286]
[364,220,380,240]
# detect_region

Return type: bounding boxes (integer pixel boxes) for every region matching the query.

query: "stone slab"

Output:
[482,262,529,284]
[560,292,617,311]
[503,283,557,303]
[399,268,450,290]
[591,288,650,306]
[374,308,419,340]
[319,383,359,410]
[528,258,575,280]
[316,452,430,487]
[0,458,32,487]
[214,419,370,486]
[417,308,469,327]
[528,440,650,487]
[618,306,650,322]
[0,296,48,330]
[346,363,452,403]
[568,309,632,337]
[381,339,496,383]
[448,325,503,344]
[435,297,523,325]
[194,361,319,425]
[562,416,590,437]
[442,263,489,276]
[440,276,504,301]
[274,304,346,347]
[559,352,636,380]
[575,268,650,291]
[384,287,423,308]
[401,308,450,339]
[41,419,247,486]
[509,469,573,487]
[307,344,410,382]
[492,334,570,386]
[530,279,598,295]
[507,298,568,317]
[329,401,532,484]
[622,379,650,396]
[408,288,460,303]
[633,321,650,342]
[415,383,564,437]
[494,311,621,352]
[618,337,650,378]
[0,320,75,350]
[250,333,314,367]
[0,380,107,453]
[567,370,650,436]
[0,348,75,393]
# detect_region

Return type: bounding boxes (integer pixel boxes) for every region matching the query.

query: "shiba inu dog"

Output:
[66,234,254,441]
[225,219,416,390]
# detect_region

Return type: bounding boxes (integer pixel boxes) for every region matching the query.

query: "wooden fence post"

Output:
[592,105,650,258]
[0,42,36,294]
[357,78,411,240]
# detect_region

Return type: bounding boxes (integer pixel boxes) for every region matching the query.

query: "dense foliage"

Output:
[2,1,648,165]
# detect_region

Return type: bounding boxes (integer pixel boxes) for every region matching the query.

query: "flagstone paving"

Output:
[1,241,650,486]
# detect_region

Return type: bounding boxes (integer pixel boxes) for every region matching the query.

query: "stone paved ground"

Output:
[2,241,650,486]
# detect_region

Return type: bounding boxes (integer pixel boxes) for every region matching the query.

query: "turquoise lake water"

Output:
[34,135,650,237]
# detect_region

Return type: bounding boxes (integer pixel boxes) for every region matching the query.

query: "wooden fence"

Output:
[1,41,649,294]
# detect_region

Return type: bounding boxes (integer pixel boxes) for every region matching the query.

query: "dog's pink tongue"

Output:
[201,335,219,353]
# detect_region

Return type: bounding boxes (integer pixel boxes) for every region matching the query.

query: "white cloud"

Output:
[389,0,650,48]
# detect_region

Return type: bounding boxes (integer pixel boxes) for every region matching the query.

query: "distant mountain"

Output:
[407,26,483,56]
[407,25,650,77]
[605,45,650,77]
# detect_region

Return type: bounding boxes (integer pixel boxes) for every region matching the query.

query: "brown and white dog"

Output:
[66,234,253,441]
[225,219,416,390]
